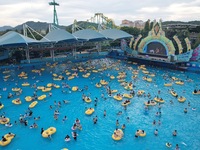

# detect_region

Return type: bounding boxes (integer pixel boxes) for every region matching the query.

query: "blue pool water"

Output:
[0,58,200,150]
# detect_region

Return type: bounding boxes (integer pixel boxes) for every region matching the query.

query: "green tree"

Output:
[194,33,200,48]
[120,26,141,36]
[66,27,72,33]
[150,22,154,30]
[142,20,150,37]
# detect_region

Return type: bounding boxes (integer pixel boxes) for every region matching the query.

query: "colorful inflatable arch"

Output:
[138,20,175,56]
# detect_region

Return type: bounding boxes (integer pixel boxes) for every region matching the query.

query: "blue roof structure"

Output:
[100,29,132,40]
[40,29,77,43]
[0,31,40,46]
[73,29,107,42]
[0,29,133,48]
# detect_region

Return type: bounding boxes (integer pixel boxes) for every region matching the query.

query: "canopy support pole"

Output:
[73,45,77,59]
[50,43,55,61]
[50,49,55,61]
[96,42,101,53]
[25,46,30,63]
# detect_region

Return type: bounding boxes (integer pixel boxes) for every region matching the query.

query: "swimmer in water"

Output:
[154,129,158,136]
[65,135,70,142]
[117,111,122,116]
[103,110,106,117]
[192,107,196,111]
[166,142,172,147]
[175,144,180,150]
[173,130,177,136]
[63,100,70,104]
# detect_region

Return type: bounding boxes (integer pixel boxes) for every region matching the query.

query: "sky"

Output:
[0,0,200,27]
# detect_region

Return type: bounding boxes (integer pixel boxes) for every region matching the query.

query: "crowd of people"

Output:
[0,58,198,149]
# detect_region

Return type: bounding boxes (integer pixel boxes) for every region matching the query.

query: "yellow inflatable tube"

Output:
[0,118,10,124]
[112,129,123,141]
[0,133,15,146]
[121,101,131,106]
[37,86,45,90]
[53,73,57,77]
[68,76,74,80]
[72,86,78,91]
[111,90,118,93]
[42,127,56,138]
[12,99,22,105]
[175,81,184,85]
[132,75,137,79]
[113,95,123,101]
[53,78,61,81]
[12,88,21,92]
[47,83,53,87]
[95,83,102,88]
[149,73,155,77]
[193,91,200,95]
[178,96,186,103]
[92,70,98,73]
[54,85,60,88]
[138,130,146,137]
[123,93,133,99]
[100,80,108,85]
[164,83,172,87]
[170,90,177,97]
[172,76,179,80]
[0,104,4,110]
[25,96,32,102]
[85,108,95,115]
[83,74,89,78]
[110,75,115,79]
[137,90,145,96]
[154,97,165,103]
[124,86,133,90]
[84,97,92,103]
[118,79,125,82]
[146,78,152,82]
[144,101,157,106]
[38,95,46,100]
[29,101,38,108]
[42,88,51,92]
[22,83,30,86]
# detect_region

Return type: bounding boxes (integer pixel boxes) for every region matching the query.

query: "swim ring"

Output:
[22,83,30,86]
[95,83,102,88]
[38,95,46,100]
[0,133,15,146]
[0,118,10,124]
[0,104,4,109]
[12,88,21,92]
[175,81,184,85]
[178,96,186,103]
[123,93,133,99]
[154,97,165,103]
[113,95,123,101]
[42,127,56,138]
[72,86,78,92]
[84,97,92,103]
[12,99,22,105]
[164,83,172,87]
[112,129,123,141]
[85,108,95,115]
[42,88,51,92]
[25,96,32,102]
[29,101,38,108]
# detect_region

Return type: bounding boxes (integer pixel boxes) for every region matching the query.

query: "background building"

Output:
[120,20,144,29]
